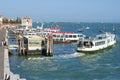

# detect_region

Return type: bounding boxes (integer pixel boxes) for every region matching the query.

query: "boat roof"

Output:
[52,32,84,35]
[80,32,115,41]
[96,32,114,38]
[52,32,74,34]
[24,35,43,39]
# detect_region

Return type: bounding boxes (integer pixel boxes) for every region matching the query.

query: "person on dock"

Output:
[4,41,6,46]
[2,40,4,46]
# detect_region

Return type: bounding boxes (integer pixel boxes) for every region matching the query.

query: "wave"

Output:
[28,52,85,60]
[55,52,85,59]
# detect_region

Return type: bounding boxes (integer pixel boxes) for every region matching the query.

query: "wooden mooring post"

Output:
[18,37,26,55]
[45,35,53,56]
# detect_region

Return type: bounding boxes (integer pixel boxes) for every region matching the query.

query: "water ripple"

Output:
[27,52,85,61]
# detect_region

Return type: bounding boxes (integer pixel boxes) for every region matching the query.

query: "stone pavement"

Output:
[0,46,4,80]
[0,27,6,80]
[0,27,26,80]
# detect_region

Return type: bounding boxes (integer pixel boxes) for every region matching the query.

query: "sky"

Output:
[0,0,120,22]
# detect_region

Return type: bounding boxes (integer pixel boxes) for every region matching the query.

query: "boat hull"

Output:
[77,43,116,54]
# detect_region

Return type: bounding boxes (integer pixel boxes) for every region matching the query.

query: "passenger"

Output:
[2,40,4,46]
[4,41,6,46]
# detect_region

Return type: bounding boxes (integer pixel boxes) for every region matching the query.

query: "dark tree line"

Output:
[2,17,21,24]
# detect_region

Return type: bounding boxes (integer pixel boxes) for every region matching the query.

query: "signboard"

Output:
[28,37,44,50]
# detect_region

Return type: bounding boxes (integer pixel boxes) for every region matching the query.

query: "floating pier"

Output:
[8,26,53,56]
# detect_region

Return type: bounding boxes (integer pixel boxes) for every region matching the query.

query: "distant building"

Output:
[0,15,2,26]
[21,18,32,29]
[4,18,14,22]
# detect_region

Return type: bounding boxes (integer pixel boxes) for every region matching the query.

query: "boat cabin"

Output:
[77,39,94,48]
[24,35,45,53]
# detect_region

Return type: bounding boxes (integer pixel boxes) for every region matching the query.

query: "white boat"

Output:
[112,27,115,32]
[85,26,90,29]
[78,28,84,32]
[36,23,61,32]
[43,27,60,32]
[77,32,116,52]
[52,32,85,43]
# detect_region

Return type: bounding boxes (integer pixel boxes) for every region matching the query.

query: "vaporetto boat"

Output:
[77,32,116,53]
[52,32,85,43]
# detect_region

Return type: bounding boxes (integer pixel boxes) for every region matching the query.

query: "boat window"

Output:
[107,39,110,43]
[78,35,83,37]
[69,35,72,38]
[60,39,63,41]
[98,37,102,39]
[73,35,76,38]
[56,35,60,37]
[65,35,68,38]
[83,41,93,48]
[90,42,94,46]
[95,41,105,46]
[84,42,88,46]
[53,35,56,37]
[61,35,63,38]
[44,33,46,35]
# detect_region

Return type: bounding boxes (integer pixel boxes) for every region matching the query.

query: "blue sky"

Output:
[0,0,120,22]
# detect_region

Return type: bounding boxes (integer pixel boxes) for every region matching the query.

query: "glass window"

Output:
[73,35,76,38]
[78,35,83,37]
[69,35,72,38]
[53,35,56,37]
[65,35,68,38]
[95,41,105,46]
[56,35,60,37]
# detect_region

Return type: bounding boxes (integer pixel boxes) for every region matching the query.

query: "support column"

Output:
[46,35,53,56]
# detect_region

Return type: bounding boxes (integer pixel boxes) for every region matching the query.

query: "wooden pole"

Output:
[16,33,18,44]
[18,39,21,54]
[46,37,49,56]
[49,36,53,56]
[22,37,25,55]
[46,35,53,56]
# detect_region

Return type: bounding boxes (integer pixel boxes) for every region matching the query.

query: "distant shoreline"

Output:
[33,21,120,24]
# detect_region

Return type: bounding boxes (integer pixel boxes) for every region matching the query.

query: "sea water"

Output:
[9,22,120,80]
